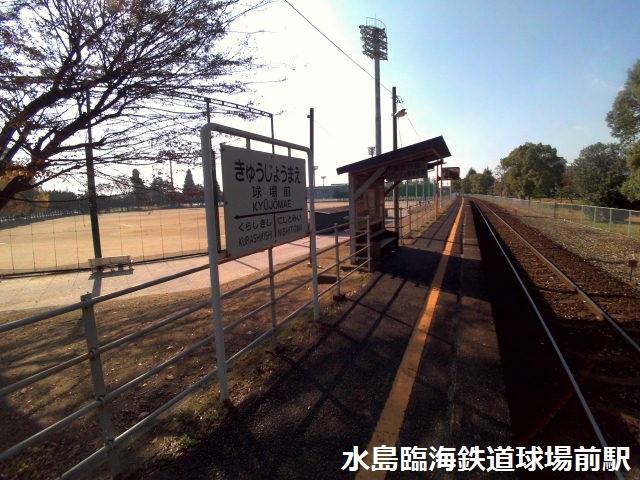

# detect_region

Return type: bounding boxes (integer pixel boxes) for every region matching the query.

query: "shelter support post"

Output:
[392,86,400,235]
[348,173,357,257]
[307,108,320,320]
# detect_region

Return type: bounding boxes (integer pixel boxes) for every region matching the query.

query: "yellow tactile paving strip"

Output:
[357,199,465,480]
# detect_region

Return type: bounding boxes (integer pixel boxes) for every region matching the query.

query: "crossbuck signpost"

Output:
[200,114,318,401]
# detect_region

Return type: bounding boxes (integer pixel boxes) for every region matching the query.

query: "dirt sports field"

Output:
[0,201,359,274]
[0,200,424,274]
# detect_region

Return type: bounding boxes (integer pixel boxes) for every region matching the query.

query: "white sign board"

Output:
[221,145,308,257]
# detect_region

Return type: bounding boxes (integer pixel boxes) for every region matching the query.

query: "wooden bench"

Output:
[89,255,132,272]
[369,229,398,257]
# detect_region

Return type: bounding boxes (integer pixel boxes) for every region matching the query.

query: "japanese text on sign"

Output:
[221,145,308,257]
[341,445,631,473]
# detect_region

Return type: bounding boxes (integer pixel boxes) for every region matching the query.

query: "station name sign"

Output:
[386,160,428,181]
[221,145,308,257]
[442,167,460,181]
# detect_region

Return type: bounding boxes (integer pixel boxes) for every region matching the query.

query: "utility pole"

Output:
[360,18,388,158]
[84,89,102,259]
[392,87,400,234]
[392,87,406,235]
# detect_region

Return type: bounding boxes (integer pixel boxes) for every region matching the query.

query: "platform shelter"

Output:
[336,136,451,265]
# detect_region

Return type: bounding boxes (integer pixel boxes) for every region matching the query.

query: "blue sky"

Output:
[351,0,640,176]
[122,1,640,189]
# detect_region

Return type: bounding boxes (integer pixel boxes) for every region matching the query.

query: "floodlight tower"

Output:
[359,18,388,157]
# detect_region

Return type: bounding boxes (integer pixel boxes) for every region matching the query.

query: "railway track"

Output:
[472,199,639,479]
[478,200,640,355]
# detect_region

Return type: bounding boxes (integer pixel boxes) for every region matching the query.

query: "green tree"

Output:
[556,167,577,202]
[183,169,196,193]
[130,169,146,207]
[500,143,566,198]
[460,168,477,194]
[149,176,173,205]
[571,143,628,206]
[182,168,198,205]
[606,60,640,201]
[478,168,495,194]
[466,168,494,194]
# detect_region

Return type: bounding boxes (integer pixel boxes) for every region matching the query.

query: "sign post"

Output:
[200,127,229,401]
[200,119,319,402]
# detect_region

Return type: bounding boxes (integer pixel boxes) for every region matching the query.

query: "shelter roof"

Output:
[336,136,451,177]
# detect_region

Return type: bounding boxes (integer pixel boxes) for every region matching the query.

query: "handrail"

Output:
[0,212,375,479]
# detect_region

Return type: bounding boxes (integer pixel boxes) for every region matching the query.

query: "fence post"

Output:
[9,231,15,272]
[333,223,342,298]
[399,207,403,244]
[609,208,612,232]
[593,207,597,226]
[366,216,371,272]
[629,211,632,237]
[81,293,120,477]
[267,247,277,344]
[408,205,412,237]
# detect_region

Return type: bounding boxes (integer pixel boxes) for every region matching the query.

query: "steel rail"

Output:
[479,200,640,355]
[474,203,623,480]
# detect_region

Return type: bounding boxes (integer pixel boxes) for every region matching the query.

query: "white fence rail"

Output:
[0,221,370,479]
[0,197,453,479]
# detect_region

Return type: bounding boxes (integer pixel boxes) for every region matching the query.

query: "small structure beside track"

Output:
[336,136,451,267]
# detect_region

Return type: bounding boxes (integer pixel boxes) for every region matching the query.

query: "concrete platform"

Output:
[142,198,512,479]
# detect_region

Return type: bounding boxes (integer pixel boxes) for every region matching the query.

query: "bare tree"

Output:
[0,0,263,209]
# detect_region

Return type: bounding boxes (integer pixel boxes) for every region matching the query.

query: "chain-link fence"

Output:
[0,188,450,275]
[472,195,640,240]
[0,201,212,274]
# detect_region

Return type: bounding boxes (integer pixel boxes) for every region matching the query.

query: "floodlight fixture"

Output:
[360,17,388,160]
[359,18,388,60]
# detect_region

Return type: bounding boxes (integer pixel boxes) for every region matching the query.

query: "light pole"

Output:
[360,18,388,158]
[321,175,326,187]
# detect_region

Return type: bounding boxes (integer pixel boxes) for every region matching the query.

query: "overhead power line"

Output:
[282,1,424,142]
[282,0,392,94]
[406,115,421,140]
